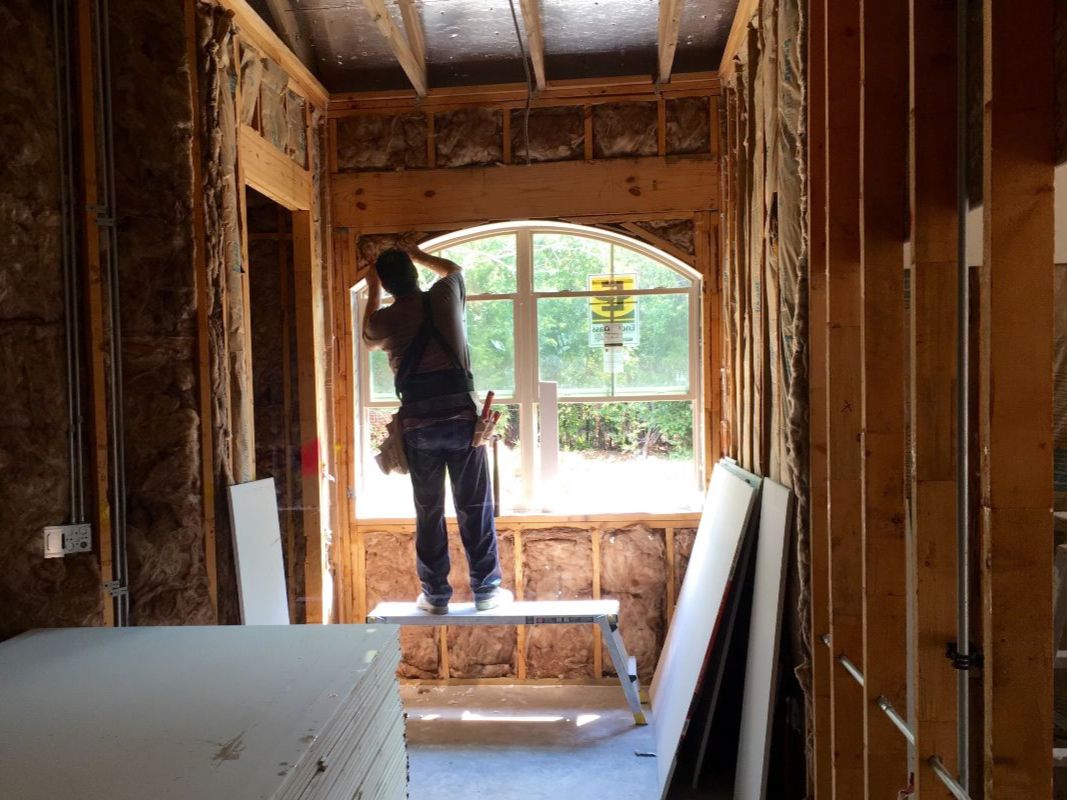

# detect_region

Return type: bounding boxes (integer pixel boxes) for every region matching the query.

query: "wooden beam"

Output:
[858,0,908,792]
[75,0,113,627]
[185,0,219,620]
[262,0,314,68]
[292,210,325,623]
[824,0,865,795]
[718,0,758,80]
[806,0,830,793]
[361,0,428,97]
[328,72,721,116]
[518,0,546,91]
[396,0,426,68]
[657,0,684,84]
[980,0,1055,794]
[909,0,959,794]
[215,0,327,107]
[239,125,313,211]
[332,155,718,231]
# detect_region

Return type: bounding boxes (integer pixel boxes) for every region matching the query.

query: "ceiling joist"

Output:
[657,0,684,84]
[396,0,426,68]
[361,0,428,97]
[518,0,547,91]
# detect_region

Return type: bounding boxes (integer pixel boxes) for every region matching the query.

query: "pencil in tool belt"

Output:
[480,391,495,420]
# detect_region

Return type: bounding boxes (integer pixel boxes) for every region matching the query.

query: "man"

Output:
[363,245,511,614]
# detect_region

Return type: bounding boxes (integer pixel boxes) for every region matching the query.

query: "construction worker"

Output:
[363,245,511,614]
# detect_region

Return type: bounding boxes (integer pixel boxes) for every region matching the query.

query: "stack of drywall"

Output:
[0,625,406,800]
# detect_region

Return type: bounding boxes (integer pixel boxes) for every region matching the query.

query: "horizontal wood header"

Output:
[332,155,718,232]
[240,126,313,211]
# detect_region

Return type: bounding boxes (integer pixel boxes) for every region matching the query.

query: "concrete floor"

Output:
[402,685,659,800]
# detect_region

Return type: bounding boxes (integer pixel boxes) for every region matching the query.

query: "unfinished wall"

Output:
[446,531,517,678]
[0,0,103,639]
[510,106,585,163]
[110,0,213,626]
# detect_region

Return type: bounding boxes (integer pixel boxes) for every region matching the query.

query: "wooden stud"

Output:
[330,228,356,621]
[518,0,547,91]
[502,110,512,164]
[806,0,831,794]
[426,112,436,169]
[657,0,684,84]
[356,528,368,622]
[909,0,959,794]
[185,0,219,620]
[824,0,865,794]
[361,0,427,97]
[292,210,324,622]
[718,0,758,80]
[75,0,113,627]
[665,527,676,621]
[331,155,718,231]
[438,627,450,680]
[396,0,426,69]
[694,211,715,477]
[583,105,594,160]
[657,96,667,156]
[592,524,603,678]
[280,207,298,623]
[858,0,909,791]
[327,118,338,174]
[514,529,526,679]
[980,0,1055,794]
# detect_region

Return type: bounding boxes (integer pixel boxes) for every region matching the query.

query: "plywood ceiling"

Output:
[248,0,739,92]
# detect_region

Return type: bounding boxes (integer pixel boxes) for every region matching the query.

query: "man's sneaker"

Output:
[416,593,449,615]
[475,587,514,612]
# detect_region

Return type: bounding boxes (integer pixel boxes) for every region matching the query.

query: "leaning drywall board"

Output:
[649,461,760,795]
[229,477,289,624]
[0,625,402,800]
[734,478,794,799]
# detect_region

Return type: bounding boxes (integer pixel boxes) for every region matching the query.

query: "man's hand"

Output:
[404,243,461,278]
[365,266,382,315]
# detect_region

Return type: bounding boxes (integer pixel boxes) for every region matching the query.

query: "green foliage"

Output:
[557,402,694,459]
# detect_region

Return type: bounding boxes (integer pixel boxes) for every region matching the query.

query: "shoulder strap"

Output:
[394,293,468,397]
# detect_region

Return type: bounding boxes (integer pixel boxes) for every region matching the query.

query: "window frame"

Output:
[354,221,704,514]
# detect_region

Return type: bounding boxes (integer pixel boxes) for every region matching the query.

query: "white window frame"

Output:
[354,220,704,514]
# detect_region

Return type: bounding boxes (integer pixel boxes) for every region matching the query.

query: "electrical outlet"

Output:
[42,524,93,558]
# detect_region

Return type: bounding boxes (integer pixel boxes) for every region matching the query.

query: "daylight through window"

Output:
[353,221,703,517]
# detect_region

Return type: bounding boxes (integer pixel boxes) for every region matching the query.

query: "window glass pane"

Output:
[546,400,701,513]
[533,233,610,292]
[437,234,517,295]
[614,293,690,395]
[369,348,396,402]
[466,299,515,396]
[538,296,610,396]
[612,244,689,289]
[538,293,689,397]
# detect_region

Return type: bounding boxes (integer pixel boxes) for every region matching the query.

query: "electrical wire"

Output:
[505,0,533,165]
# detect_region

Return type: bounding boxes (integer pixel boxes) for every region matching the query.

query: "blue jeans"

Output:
[404,419,502,605]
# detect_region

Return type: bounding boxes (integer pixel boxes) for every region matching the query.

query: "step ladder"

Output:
[367,598,647,725]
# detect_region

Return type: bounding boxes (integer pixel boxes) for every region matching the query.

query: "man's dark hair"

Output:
[376,249,419,296]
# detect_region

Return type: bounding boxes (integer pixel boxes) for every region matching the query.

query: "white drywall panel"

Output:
[229,478,289,625]
[734,478,794,800]
[649,460,759,795]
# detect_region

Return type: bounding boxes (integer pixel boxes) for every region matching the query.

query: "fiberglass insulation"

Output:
[434,107,503,168]
[599,526,666,682]
[521,528,594,679]
[593,102,658,159]
[336,113,429,171]
[0,0,103,638]
[509,106,585,163]
[111,0,213,626]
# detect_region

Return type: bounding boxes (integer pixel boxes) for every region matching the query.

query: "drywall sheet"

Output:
[228,478,289,625]
[0,625,404,799]
[649,461,759,794]
[734,479,794,799]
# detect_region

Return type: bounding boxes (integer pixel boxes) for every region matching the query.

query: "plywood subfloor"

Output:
[402,685,657,800]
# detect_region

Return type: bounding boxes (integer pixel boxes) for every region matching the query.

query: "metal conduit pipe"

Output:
[53,0,87,525]
[92,0,130,625]
[837,654,864,687]
[929,756,973,800]
[955,0,971,789]
[876,695,915,747]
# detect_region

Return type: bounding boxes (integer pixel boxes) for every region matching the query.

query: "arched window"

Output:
[354,221,703,516]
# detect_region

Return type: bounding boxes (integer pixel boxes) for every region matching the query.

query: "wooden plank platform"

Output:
[368,599,619,627]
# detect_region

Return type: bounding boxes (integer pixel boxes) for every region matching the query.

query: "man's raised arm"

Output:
[406,244,461,277]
